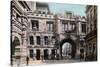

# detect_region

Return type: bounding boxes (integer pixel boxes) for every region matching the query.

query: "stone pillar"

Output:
[48,36,51,45]
[33,2,36,11]
[40,49,42,60]
[41,35,44,46]
[34,49,36,60]
[21,32,27,65]
[34,35,37,46]
[29,19,32,30]
[48,49,51,59]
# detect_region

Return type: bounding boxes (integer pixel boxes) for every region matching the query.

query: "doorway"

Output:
[44,49,49,60]
[36,49,40,60]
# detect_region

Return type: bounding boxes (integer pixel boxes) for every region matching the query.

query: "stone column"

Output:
[34,49,36,60]
[33,2,36,11]
[49,49,51,59]
[21,31,27,65]
[41,49,44,61]
[34,35,37,46]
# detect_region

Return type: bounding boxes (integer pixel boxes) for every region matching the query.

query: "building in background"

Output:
[11,0,88,66]
[85,5,97,61]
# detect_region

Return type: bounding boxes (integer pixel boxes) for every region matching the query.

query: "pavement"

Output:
[12,59,85,67]
[28,59,85,65]
[42,59,83,64]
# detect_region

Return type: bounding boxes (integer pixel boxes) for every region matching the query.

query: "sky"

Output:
[48,3,86,16]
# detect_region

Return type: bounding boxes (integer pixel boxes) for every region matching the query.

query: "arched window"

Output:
[13,37,20,46]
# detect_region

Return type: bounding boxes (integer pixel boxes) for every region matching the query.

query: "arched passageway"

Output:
[62,42,72,59]
[60,38,76,59]
[11,36,20,65]
[11,36,20,55]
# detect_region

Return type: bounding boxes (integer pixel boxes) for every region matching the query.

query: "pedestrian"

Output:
[26,56,29,66]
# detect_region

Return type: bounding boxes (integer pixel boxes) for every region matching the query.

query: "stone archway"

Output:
[60,38,76,59]
[11,36,20,65]
[11,36,20,55]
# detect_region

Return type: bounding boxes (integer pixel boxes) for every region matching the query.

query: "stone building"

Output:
[85,5,97,61]
[11,0,86,65]
[11,0,31,65]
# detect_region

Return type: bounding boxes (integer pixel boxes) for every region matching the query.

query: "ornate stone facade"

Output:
[85,5,97,61]
[11,0,87,66]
